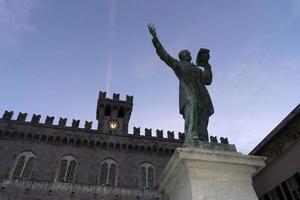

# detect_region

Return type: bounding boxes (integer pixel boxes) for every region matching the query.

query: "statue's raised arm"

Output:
[148,24,181,74]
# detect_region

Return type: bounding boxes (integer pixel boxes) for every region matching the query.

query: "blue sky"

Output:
[1,0,299,153]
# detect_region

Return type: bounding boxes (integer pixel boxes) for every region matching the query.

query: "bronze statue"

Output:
[148,24,214,147]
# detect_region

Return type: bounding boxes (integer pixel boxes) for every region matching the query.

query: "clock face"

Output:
[107,120,119,130]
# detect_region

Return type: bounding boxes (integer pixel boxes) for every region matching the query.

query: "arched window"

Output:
[139,162,155,189]
[104,105,111,116]
[11,151,36,180]
[56,155,77,183]
[118,107,125,118]
[99,159,118,186]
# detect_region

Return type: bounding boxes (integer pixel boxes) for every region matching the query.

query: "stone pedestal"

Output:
[158,148,266,200]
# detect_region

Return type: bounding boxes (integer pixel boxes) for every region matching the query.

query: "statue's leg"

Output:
[183,104,199,147]
[197,109,209,142]
[200,118,209,142]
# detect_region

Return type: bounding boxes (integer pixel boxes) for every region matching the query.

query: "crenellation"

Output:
[31,114,41,124]
[178,132,185,140]
[133,127,140,135]
[113,93,120,100]
[16,112,27,122]
[156,130,163,138]
[220,137,229,144]
[45,116,54,125]
[126,95,133,103]
[210,136,218,143]
[84,121,92,130]
[98,91,134,103]
[58,118,67,127]
[0,112,186,142]
[72,119,80,128]
[145,128,152,137]
[167,131,174,140]
[2,111,13,120]
[99,91,107,100]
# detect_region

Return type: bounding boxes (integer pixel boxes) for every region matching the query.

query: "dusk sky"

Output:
[1,0,299,153]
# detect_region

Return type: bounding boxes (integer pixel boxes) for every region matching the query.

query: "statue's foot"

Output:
[193,136,200,147]
[198,136,209,142]
[183,136,199,148]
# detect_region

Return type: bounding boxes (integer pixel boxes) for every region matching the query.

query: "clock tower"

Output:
[96,91,133,134]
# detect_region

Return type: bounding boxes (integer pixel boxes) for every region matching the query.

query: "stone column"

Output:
[158,148,266,200]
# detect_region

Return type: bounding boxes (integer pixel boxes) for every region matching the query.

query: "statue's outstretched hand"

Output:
[148,23,157,38]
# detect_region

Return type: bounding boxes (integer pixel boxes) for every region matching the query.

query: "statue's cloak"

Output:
[176,62,214,117]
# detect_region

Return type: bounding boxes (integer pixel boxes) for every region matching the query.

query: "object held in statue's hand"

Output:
[196,48,210,66]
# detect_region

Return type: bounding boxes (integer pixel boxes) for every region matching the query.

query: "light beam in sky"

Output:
[105,0,117,95]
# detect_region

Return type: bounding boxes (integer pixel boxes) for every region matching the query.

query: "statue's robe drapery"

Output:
[152,37,214,143]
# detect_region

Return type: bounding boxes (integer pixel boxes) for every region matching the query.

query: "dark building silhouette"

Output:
[0,91,185,200]
[250,104,300,200]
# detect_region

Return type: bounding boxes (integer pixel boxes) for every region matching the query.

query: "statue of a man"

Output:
[148,24,214,146]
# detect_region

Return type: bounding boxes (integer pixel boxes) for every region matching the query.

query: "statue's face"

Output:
[179,50,192,62]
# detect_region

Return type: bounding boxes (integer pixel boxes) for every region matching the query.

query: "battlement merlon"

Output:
[97,91,133,105]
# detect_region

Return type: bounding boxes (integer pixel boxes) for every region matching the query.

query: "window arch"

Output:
[11,151,36,180]
[104,105,111,116]
[56,155,77,183]
[118,107,125,118]
[139,162,155,189]
[99,159,118,186]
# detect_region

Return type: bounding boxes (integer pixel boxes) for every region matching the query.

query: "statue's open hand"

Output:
[148,23,157,38]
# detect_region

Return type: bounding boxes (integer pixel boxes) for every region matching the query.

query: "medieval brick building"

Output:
[0,91,186,200]
[2,90,299,200]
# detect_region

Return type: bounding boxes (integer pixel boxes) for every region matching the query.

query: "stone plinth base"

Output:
[158,148,266,200]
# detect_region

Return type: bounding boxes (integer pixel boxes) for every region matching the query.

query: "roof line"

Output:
[249,104,300,155]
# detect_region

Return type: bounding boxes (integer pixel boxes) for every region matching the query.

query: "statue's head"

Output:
[178,49,192,62]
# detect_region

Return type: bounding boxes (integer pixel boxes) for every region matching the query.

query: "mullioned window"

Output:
[56,155,77,183]
[11,151,36,180]
[99,159,118,186]
[139,162,155,189]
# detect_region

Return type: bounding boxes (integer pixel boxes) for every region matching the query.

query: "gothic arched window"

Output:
[99,159,118,186]
[11,151,36,180]
[56,155,77,183]
[139,162,155,189]
[118,107,125,118]
[105,105,111,116]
